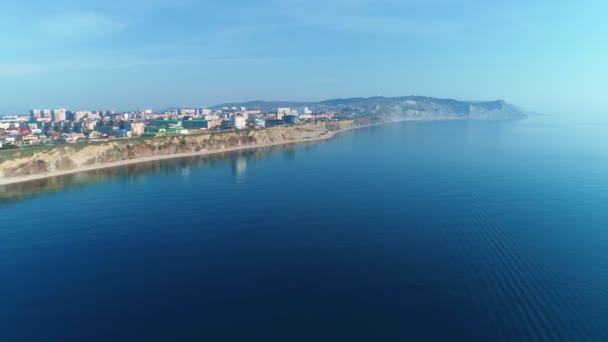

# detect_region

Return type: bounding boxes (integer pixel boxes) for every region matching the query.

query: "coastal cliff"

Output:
[0,120,358,179]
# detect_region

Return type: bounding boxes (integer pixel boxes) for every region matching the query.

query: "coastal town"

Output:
[0,106,339,149]
[0,96,525,186]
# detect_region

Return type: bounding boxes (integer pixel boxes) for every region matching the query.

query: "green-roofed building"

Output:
[154,119,181,127]
[142,127,168,138]
[166,127,182,134]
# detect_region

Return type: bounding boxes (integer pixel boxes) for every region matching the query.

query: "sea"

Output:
[1,114,607,341]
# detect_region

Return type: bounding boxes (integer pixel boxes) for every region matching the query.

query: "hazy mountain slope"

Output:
[210,96,526,120]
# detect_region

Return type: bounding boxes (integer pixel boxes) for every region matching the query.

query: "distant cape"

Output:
[207,96,526,120]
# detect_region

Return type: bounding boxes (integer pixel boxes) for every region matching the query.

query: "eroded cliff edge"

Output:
[0,121,358,179]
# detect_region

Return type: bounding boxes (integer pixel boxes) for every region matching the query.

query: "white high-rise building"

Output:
[230,114,247,129]
[73,111,87,121]
[299,107,312,115]
[277,108,294,120]
[52,109,67,121]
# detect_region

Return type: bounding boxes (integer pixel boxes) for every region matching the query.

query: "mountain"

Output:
[210,96,527,120]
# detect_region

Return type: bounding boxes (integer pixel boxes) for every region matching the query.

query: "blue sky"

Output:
[0,0,606,114]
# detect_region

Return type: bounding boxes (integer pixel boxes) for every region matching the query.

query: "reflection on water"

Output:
[232,156,247,184]
[0,142,321,204]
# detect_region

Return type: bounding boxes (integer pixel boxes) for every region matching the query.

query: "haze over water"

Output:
[2,114,608,341]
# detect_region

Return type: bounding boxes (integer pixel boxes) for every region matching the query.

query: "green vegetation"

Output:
[0,145,53,165]
[0,144,19,151]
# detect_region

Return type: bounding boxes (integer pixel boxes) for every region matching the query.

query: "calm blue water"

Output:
[1,115,608,341]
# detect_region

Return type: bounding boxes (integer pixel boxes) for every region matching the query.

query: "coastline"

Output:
[0,129,340,187]
[0,117,462,187]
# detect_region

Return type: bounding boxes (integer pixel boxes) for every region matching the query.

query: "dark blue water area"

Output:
[1,115,608,341]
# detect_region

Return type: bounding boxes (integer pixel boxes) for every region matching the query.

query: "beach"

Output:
[0,131,338,186]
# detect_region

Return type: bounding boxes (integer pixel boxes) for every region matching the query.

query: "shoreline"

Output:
[1,127,344,186]
[0,118,451,186]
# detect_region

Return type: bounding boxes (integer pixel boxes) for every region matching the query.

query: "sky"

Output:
[0,0,606,115]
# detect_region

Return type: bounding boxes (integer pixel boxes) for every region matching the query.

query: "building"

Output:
[203,114,219,121]
[230,114,247,129]
[284,115,299,125]
[119,121,145,136]
[41,109,52,118]
[154,119,181,127]
[110,113,123,121]
[82,121,97,132]
[244,109,262,116]
[220,120,232,129]
[52,109,67,121]
[299,107,312,115]
[62,121,76,133]
[22,134,42,145]
[277,108,290,121]
[179,109,196,116]
[201,115,221,128]
[182,120,211,130]
[30,109,41,120]
[128,122,146,136]
[67,111,87,121]
[265,120,284,127]
[254,118,266,128]
[62,133,86,143]
[112,129,130,138]
[277,108,298,120]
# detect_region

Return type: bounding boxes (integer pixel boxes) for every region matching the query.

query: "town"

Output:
[0,106,339,149]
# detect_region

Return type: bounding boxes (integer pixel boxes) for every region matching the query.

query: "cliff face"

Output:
[0,121,358,179]
[370,99,526,120]
[371,98,526,120]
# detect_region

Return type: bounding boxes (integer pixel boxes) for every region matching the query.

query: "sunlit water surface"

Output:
[1,115,608,341]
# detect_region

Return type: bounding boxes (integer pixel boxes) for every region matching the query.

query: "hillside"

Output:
[211,96,527,120]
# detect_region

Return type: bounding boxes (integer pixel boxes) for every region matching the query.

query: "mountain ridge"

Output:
[208,96,526,120]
